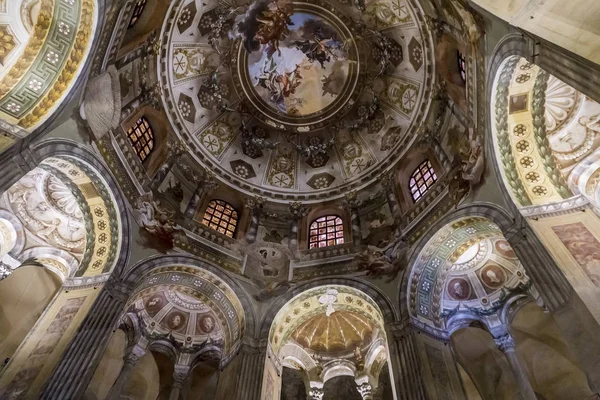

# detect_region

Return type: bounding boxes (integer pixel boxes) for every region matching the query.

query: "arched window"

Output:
[127,117,154,162]
[309,215,344,249]
[128,0,148,28]
[201,200,238,238]
[457,50,467,82]
[409,160,437,202]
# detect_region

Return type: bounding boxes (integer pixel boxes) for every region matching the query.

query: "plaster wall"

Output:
[0,285,103,398]
[528,210,600,323]
[470,0,600,65]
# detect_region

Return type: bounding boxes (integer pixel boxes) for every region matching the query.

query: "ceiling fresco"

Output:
[159,0,433,202]
[291,309,375,353]
[268,285,385,355]
[132,286,226,345]
[0,156,121,277]
[408,217,530,332]
[129,265,246,356]
[492,56,600,208]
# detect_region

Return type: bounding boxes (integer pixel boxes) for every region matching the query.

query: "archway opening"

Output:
[263,285,395,400]
[490,55,600,323]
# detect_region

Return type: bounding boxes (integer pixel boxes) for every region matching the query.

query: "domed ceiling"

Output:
[408,217,530,332]
[129,266,246,357]
[159,0,432,202]
[291,310,374,352]
[134,287,225,345]
[269,285,385,355]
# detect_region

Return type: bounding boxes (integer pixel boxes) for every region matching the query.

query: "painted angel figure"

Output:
[255,0,294,57]
[294,28,341,68]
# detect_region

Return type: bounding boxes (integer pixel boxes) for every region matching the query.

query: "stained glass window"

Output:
[127,117,154,162]
[409,160,437,202]
[458,50,467,82]
[309,215,344,249]
[202,200,238,238]
[128,0,148,28]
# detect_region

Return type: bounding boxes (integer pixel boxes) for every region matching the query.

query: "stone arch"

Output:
[27,138,132,278]
[260,281,398,400]
[120,254,257,345]
[260,277,398,340]
[399,202,519,322]
[403,211,531,336]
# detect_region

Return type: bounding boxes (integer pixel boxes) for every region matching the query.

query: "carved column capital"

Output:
[123,352,141,368]
[494,334,516,353]
[0,263,11,281]
[245,196,265,210]
[357,382,373,400]
[307,387,324,400]
[172,371,189,388]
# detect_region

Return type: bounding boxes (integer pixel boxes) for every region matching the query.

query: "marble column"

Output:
[494,334,537,400]
[106,346,146,400]
[233,345,265,400]
[169,365,191,400]
[506,224,571,312]
[288,202,306,254]
[386,323,427,400]
[39,284,128,399]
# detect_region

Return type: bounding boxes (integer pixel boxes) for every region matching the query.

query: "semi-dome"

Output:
[291,309,375,352]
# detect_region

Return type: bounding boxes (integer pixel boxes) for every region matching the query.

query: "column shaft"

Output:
[39,286,126,399]
[495,335,536,400]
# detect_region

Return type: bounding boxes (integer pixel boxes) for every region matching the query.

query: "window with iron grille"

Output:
[127,117,154,162]
[457,50,467,82]
[409,160,437,202]
[201,200,238,238]
[128,0,148,28]
[309,215,344,249]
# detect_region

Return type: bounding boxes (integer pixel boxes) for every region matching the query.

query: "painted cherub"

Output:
[255,0,294,57]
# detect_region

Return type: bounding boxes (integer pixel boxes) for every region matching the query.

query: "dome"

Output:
[159,0,432,202]
[136,287,225,344]
[291,309,374,353]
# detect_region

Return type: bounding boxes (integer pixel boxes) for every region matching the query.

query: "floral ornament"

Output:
[515,140,530,153]
[58,22,71,35]
[525,171,540,183]
[6,102,20,113]
[0,26,16,64]
[519,156,534,168]
[28,79,43,92]
[179,101,192,118]
[532,185,548,196]
[179,7,193,26]
[515,73,531,84]
[513,124,528,137]
[198,71,231,111]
